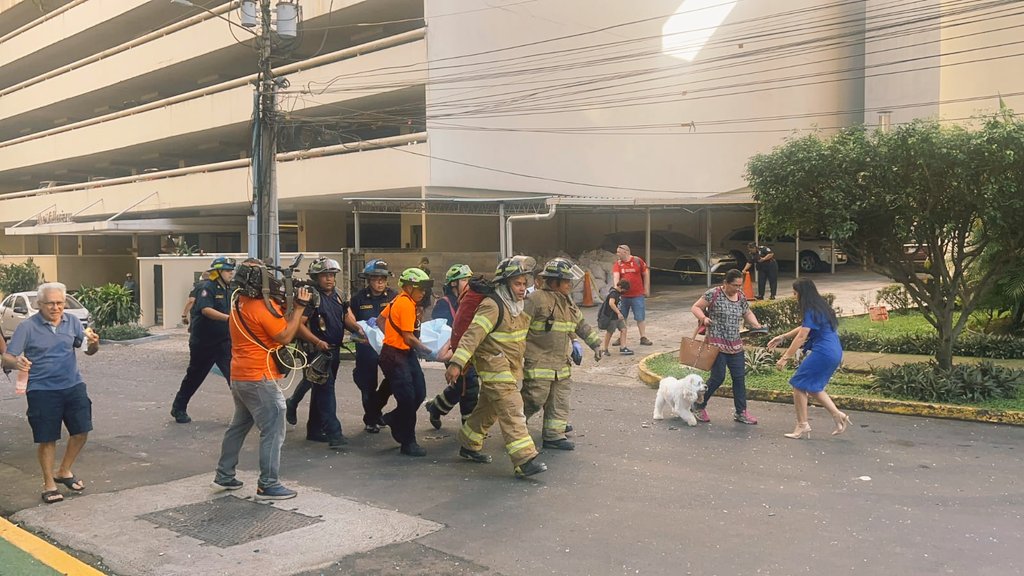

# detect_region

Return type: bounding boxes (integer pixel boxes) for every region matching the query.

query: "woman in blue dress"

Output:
[768,278,851,439]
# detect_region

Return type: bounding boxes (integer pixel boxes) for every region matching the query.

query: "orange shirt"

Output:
[382,292,417,351]
[230,297,287,381]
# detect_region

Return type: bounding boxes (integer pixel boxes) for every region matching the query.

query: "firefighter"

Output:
[170,256,235,424]
[345,259,397,433]
[424,264,480,428]
[522,257,603,450]
[445,255,548,478]
[378,268,434,456]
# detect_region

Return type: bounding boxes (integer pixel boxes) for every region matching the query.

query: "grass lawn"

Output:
[644,352,1024,412]
[837,310,1000,337]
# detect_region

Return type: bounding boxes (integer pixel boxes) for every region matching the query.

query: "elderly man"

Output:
[611,244,652,348]
[2,282,100,504]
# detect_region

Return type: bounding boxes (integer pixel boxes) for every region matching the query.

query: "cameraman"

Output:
[286,258,364,449]
[212,260,311,501]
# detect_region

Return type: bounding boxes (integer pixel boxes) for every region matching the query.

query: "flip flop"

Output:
[54,475,85,492]
[41,490,64,504]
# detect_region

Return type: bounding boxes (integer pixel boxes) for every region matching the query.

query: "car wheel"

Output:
[799,251,822,273]
[674,260,700,285]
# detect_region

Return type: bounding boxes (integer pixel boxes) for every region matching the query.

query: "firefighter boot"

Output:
[514,457,548,478]
[425,401,443,430]
[542,438,575,451]
[459,447,493,463]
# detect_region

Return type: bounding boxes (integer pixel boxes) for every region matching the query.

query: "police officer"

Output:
[345,259,397,433]
[743,241,779,300]
[522,257,602,450]
[171,257,235,423]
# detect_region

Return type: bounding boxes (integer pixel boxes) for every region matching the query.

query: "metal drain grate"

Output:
[138,496,323,548]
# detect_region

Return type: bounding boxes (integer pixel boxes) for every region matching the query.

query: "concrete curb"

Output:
[98,333,169,345]
[639,352,1024,426]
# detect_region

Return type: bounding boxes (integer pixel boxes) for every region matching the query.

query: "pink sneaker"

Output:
[734,410,758,425]
[692,408,710,423]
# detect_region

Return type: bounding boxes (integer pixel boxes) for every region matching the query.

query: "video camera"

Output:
[232,254,321,318]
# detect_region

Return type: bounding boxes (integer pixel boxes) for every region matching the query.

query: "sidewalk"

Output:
[841,350,1024,371]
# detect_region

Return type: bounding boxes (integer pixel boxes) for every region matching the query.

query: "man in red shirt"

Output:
[611,244,652,349]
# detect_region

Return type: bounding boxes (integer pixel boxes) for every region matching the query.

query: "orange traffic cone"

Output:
[743,272,755,299]
[581,270,596,307]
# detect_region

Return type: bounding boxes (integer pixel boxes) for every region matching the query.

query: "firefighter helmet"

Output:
[308,257,341,277]
[359,258,392,278]
[444,264,473,284]
[208,256,236,271]
[493,255,536,284]
[399,267,434,292]
[538,257,584,282]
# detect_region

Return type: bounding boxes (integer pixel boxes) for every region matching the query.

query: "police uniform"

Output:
[350,286,397,426]
[300,289,348,442]
[171,278,231,418]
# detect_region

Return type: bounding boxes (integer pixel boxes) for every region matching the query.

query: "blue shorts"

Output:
[26,383,93,443]
[619,296,646,322]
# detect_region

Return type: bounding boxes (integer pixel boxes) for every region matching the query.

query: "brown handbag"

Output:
[679,327,720,371]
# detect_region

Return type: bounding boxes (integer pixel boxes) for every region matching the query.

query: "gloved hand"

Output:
[593,346,602,362]
[366,317,377,328]
[571,341,583,366]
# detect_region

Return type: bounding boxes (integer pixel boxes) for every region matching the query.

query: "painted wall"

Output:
[424,0,865,198]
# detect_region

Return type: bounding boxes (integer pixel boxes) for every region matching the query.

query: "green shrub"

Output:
[840,331,1024,359]
[0,259,41,295]
[749,293,837,335]
[99,323,150,341]
[872,361,1023,403]
[75,284,141,329]
[876,284,912,312]
[744,347,778,375]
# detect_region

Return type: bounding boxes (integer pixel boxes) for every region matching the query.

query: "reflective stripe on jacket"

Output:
[523,288,601,381]
[450,296,528,384]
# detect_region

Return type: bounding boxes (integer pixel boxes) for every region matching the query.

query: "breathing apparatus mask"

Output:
[231,254,321,318]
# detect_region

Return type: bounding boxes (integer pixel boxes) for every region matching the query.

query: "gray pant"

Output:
[215,379,286,489]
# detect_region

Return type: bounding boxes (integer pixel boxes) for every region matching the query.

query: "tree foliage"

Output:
[0,259,42,296]
[746,112,1024,369]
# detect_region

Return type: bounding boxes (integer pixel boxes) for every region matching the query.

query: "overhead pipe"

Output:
[505,202,557,258]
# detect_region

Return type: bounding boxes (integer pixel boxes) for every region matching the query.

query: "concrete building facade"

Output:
[1,0,1020,299]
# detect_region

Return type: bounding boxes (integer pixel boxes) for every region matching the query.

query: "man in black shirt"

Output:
[743,242,779,300]
[345,259,397,433]
[170,257,235,423]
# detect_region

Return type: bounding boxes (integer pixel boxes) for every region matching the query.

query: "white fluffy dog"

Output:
[653,375,707,426]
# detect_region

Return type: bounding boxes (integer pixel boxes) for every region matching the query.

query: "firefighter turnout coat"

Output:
[450,296,528,384]
[523,288,601,381]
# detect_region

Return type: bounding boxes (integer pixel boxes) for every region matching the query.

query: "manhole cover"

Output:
[138,496,323,548]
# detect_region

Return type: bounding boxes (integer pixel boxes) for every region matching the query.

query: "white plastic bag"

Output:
[418,318,452,358]
[356,320,385,354]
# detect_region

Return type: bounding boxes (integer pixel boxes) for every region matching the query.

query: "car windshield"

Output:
[27,294,85,310]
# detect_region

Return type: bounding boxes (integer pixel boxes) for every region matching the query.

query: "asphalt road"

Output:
[1,269,1022,575]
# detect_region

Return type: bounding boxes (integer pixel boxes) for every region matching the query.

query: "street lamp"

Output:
[170,0,301,265]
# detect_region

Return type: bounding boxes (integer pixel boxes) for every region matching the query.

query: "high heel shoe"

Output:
[784,422,811,439]
[831,413,852,436]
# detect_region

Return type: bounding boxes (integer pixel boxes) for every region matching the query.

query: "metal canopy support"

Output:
[11,203,57,228]
[645,209,651,269]
[106,191,158,222]
[705,209,712,287]
[498,202,507,257]
[354,208,361,252]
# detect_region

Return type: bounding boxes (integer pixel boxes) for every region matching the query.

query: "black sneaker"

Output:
[328,435,348,450]
[306,432,330,443]
[285,398,298,426]
[255,484,297,501]
[211,478,243,491]
[400,442,427,457]
[364,423,380,433]
[514,458,548,478]
[459,446,492,463]
[542,438,575,451]
[620,347,635,356]
[170,408,191,424]
[425,402,443,430]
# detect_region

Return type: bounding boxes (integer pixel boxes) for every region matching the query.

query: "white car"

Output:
[600,230,738,284]
[721,226,848,273]
[0,291,92,337]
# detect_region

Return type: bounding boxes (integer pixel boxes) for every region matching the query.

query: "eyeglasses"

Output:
[728,282,743,288]
[39,301,66,307]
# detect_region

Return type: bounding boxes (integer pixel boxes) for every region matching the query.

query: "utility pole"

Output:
[253,0,279,266]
